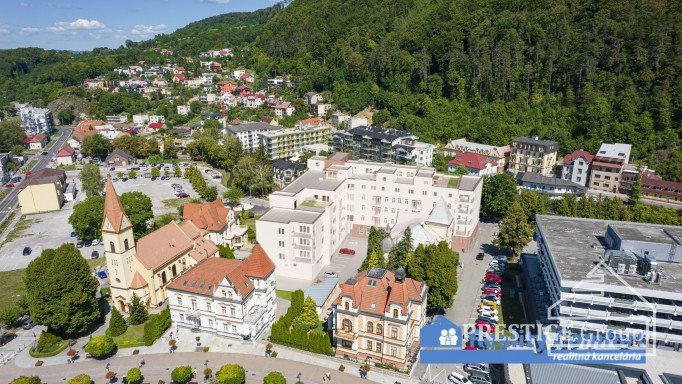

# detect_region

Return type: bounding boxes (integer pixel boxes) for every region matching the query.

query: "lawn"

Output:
[162,197,191,211]
[24,160,38,172]
[276,290,293,301]
[1,215,40,248]
[29,340,68,358]
[499,259,526,326]
[447,176,461,188]
[57,164,77,171]
[0,187,10,202]
[112,323,146,349]
[0,211,16,234]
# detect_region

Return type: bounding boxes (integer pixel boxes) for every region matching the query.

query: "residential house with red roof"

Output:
[55,144,76,166]
[102,176,220,312]
[448,152,499,176]
[24,132,48,150]
[333,267,427,369]
[182,199,248,248]
[561,149,594,187]
[271,101,295,117]
[173,73,186,84]
[165,245,276,340]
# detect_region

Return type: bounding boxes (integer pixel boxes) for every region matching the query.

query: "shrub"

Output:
[66,374,91,384]
[203,368,212,377]
[143,307,171,346]
[10,377,41,384]
[84,335,115,358]
[215,363,245,384]
[107,307,128,337]
[36,331,61,353]
[263,372,286,384]
[128,293,148,325]
[171,366,193,384]
[126,368,142,384]
[270,290,333,356]
[338,365,345,372]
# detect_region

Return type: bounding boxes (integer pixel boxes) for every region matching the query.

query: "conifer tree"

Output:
[128,293,148,325]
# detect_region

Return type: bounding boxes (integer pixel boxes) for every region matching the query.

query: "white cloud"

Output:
[19,2,29,7]
[130,24,167,37]
[0,25,9,34]
[19,27,38,35]
[47,18,107,33]
[203,0,230,3]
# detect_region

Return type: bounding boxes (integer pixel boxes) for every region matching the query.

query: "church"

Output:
[102,176,219,312]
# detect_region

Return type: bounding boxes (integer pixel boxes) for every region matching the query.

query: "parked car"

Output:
[6,183,14,189]
[212,174,222,179]
[339,248,355,255]
[84,240,92,247]
[475,321,495,333]
[91,251,99,259]
[478,306,498,316]
[22,319,36,330]
[496,256,508,262]
[97,271,108,279]
[22,247,32,256]
[477,315,498,324]
[109,167,116,171]
[448,371,470,384]
[464,364,490,375]
[177,193,189,198]
[481,298,500,307]
[0,333,17,347]
[484,275,501,284]
[92,239,100,246]
[469,370,492,384]
[70,231,77,237]
[483,282,501,289]
[76,240,83,248]
[481,288,502,297]
[41,151,48,155]
[476,252,485,260]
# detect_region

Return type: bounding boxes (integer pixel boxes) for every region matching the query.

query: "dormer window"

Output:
[393,309,398,317]
[344,302,349,311]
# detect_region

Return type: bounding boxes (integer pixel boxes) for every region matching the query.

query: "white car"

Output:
[448,371,470,384]
[91,239,100,246]
[464,363,490,374]
[478,306,498,315]
[479,310,499,320]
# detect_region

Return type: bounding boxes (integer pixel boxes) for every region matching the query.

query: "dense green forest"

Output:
[1,0,680,181]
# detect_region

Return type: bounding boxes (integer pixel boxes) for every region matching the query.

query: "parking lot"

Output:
[0,166,208,272]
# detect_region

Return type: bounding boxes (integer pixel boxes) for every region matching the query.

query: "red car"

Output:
[178,193,190,198]
[339,248,355,255]
[464,343,477,350]
[6,183,14,189]
[475,321,496,333]
[485,275,502,284]
[482,288,502,297]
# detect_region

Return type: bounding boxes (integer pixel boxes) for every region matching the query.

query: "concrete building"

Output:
[103,177,219,312]
[535,215,682,349]
[332,267,427,370]
[620,169,682,206]
[516,172,586,197]
[508,137,558,176]
[182,199,248,249]
[19,106,54,136]
[17,168,66,214]
[588,143,632,193]
[259,124,332,160]
[256,152,482,281]
[561,149,594,187]
[332,126,434,166]
[226,122,283,152]
[443,138,510,170]
[166,245,276,340]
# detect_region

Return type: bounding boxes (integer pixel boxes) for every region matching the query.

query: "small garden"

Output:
[270,290,333,356]
[106,294,172,349]
[29,331,68,358]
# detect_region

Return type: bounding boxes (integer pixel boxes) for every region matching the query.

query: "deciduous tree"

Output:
[79,163,104,197]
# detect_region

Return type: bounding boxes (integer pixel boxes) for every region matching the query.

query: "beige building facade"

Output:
[17,168,66,214]
[508,136,558,176]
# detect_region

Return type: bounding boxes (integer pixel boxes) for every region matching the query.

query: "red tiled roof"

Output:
[563,149,594,164]
[135,220,217,271]
[129,271,148,289]
[57,144,75,157]
[174,74,186,82]
[25,132,46,143]
[182,199,230,232]
[243,244,275,279]
[102,176,131,233]
[148,122,164,129]
[167,257,254,297]
[334,269,425,316]
[448,152,492,171]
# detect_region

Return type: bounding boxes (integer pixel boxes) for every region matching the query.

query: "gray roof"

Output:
[527,364,621,384]
[517,172,586,189]
[340,125,415,142]
[258,207,322,224]
[107,148,136,161]
[227,122,282,134]
[512,136,558,152]
[304,277,339,307]
[280,170,344,194]
[273,159,305,172]
[426,197,454,225]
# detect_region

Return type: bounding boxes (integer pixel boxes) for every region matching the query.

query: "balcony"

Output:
[335,328,358,341]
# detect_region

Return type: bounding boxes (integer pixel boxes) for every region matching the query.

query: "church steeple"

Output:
[102,175,132,233]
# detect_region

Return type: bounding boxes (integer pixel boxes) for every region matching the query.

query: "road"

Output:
[0,127,72,225]
[585,189,681,210]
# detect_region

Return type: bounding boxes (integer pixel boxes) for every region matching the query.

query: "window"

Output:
[391,327,398,339]
[206,302,212,311]
[391,346,397,357]
[109,242,115,253]
[208,319,213,327]
[222,306,227,315]
[177,296,182,305]
[393,309,399,317]
[191,300,197,310]
[231,325,237,333]
[278,241,284,247]
[230,307,236,316]
[376,342,382,352]
[344,302,350,311]
[279,253,285,260]
[376,324,383,335]
[367,340,373,350]
[161,271,167,285]
[342,319,352,332]
[367,322,374,333]
[278,228,284,235]
[124,239,129,251]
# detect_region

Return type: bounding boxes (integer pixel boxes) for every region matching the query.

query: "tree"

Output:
[518,190,548,225]
[294,297,319,331]
[171,366,193,384]
[163,137,179,159]
[81,135,112,159]
[219,245,235,259]
[494,201,533,257]
[69,195,104,240]
[126,368,142,384]
[58,108,75,125]
[628,172,642,206]
[453,165,469,175]
[10,377,41,384]
[223,187,244,207]
[80,163,104,197]
[431,153,450,173]
[203,186,218,201]
[405,242,459,312]
[215,364,246,384]
[11,144,24,156]
[66,374,91,384]
[128,293,148,325]
[128,170,137,179]
[25,244,101,337]
[151,167,161,178]
[84,335,115,358]
[223,134,243,170]
[364,250,383,270]
[107,307,128,337]
[0,118,26,152]
[388,227,412,269]
[233,155,274,197]
[120,191,154,237]
[481,173,518,221]
[263,372,286,384]
[174,165,182,177]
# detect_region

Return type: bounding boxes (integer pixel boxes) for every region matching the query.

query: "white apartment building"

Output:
[227,122,283,152]
[256,152,483,281]
[167,245,277,340]
[177,105,191,116]
[260,124,332,160]
[19,106,54,136]
[132,114,165,125]
[561,150,594,187]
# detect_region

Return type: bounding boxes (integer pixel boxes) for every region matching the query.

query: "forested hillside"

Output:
[249,0,681,180]
[0,0,679,180]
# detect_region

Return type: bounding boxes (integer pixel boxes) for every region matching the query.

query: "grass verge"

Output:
[276,290,293,301]
[29,340,68,358]
[112,323,146,349]
[1,215,39,247]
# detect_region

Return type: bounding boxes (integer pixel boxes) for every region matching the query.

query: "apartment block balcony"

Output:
[560,292,682,316]
[335,328,358,341]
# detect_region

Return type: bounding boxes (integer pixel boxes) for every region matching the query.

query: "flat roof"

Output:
[527,364,621,384]
[258,207,322,224]
[537,215,682,295]
[280,170,344,194]
[304,277,339,307]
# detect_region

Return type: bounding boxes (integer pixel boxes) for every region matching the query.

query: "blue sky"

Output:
[0,0,274,51]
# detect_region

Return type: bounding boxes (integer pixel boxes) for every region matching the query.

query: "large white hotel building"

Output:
[256,152,482,281]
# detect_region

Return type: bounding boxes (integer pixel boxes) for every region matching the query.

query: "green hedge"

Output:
[84,335,116,358]
[171,366,193,384]
[36,331,61,353]
[66,374,91,384]
[143,307,171,346]
[270,290,333,356]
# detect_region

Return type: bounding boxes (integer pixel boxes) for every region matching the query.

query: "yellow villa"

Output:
[102,176,218,312]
